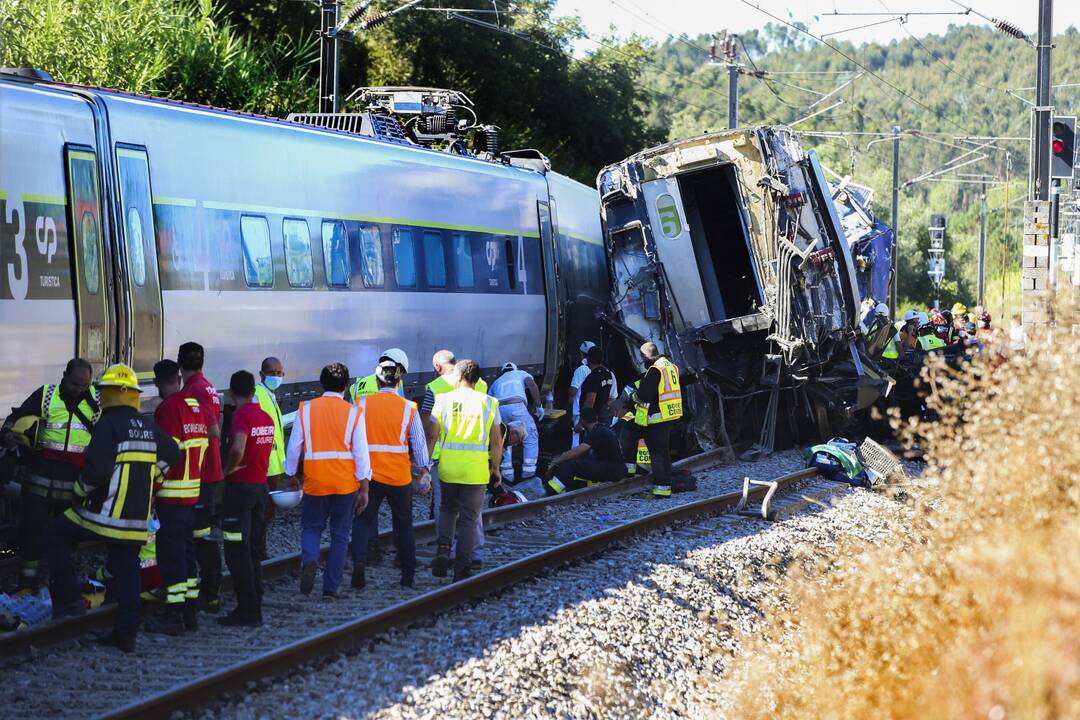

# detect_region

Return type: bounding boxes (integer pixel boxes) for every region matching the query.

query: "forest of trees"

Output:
[3,1,1075,317]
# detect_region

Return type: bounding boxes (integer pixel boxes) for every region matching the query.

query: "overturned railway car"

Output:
[0,72,606,417]
[596,127,888,451]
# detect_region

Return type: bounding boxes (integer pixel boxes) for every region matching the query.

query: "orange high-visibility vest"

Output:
[358,391,416,487]
[297,395,362,496]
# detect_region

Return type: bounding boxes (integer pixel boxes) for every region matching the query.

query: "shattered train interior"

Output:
[596,127,889,455]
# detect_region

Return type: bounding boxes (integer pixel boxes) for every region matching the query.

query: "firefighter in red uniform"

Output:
[178,341,225,612]
[145,359,208,635]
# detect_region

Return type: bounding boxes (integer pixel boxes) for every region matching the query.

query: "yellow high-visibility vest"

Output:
[434,388,498,485]
[634,357,682,426]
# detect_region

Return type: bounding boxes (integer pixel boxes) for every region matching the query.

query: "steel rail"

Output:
[0,449,726,656]
[100,465,816,720]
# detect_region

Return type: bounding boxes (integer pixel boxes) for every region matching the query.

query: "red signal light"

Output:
[1054,139,1066,154]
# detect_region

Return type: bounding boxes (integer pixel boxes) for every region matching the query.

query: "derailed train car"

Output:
[596,127,889,452]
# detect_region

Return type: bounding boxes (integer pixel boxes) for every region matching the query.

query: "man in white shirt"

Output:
[568,341,595,448]
[489,362,541,481]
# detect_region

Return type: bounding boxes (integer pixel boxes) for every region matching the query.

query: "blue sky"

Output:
[554,0,1080,47]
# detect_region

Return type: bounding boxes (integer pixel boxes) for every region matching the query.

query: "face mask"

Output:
[263,376,283,391]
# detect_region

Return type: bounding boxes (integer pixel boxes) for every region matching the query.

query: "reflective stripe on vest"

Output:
[298,396,360,494]
[360,392,415,486]
[67,440,160,542]
[881,336,900,359]
[425,374,487,461]
[634,358,682,426]
[37,384,99,463]
[159,397,207,500]
[919,334,946,351]
[253,384,285,476]
[436,390,497,484]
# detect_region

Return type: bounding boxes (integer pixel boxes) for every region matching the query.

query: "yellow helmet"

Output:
[951,302,967,316]
[98,363,143,392]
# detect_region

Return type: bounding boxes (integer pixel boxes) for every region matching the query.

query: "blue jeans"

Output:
[300,492,356,593]
[351,481,416,578]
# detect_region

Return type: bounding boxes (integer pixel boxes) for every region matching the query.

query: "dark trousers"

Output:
[194,481,224,599]
[259,474,285,560]
[222,483,268,616]
[622,422,674,486]
[300,492,356,594]
[46,514,140,635]
[156,503,197,607]
[17,491,62,582]
[436,482,486,574]
[554,457,627,492]
[352,481,415,578]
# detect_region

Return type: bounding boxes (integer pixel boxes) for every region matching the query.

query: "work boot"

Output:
[51,598,87,621]
[652,485,672,498]
[469,558,483,573]
[300,561,317,596]
[143,607,185,636]
[182,605,199,632]
[322,589,339,599]
[400,573,415,589]
[351,562,366,590]
[96,630,136,653]
[217,609,261,627]
[198,594,221,614]
[366,542,383,566]
[452,566,472,583]
[431,544,451,578]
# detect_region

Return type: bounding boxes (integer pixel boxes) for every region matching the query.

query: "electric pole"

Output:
[978,180,988,305]
[890,126,901,316]
[318,0,341,113]
[1033,0,1053,200]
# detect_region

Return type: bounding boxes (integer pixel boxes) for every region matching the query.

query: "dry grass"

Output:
[720,316,1080,719]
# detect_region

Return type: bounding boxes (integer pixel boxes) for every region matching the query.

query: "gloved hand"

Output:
[416,469,432,496]
[534,406,545,423]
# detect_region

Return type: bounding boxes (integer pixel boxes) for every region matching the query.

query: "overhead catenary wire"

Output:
[739,0,984,139]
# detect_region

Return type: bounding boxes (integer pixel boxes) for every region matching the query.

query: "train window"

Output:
[126,207,147,286]
[504,237,516,290]
[282,218,313,288]
[322,220,350,288]
[423,231,446,288]
[240,215,274,288]
[81,213,101,295]
[392,227,416,287]
[452,233,473,288]
[360,226,384,288]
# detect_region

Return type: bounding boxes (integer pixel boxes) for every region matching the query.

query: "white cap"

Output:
[502,361,518,372]
[579,340,596,353]
[903,308,919,322]
[917,312,930,326]
[379,347,409,374]
[875,303,889,316]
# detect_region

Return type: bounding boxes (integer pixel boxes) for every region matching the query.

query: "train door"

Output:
[114,145,163,375]
[537,199,562,394]
[64,146,110,373]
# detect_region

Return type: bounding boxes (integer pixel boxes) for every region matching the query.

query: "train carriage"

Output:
[0,71,607,415]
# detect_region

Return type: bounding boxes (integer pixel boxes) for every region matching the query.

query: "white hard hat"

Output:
[269,489,302,509]
[875,303,889,316]
[502,361,518,372]
[903,308,919,322]
[579,340,596,353]
[917,312,930,326]
[380,347,409,374]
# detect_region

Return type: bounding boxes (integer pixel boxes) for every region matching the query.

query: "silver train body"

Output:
[0,73,607,413]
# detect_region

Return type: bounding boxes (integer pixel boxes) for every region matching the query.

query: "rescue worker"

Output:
[1,358,99,589]
[621,342,681,498]
[488,362,541,482]
[284,363,371,598]
[254,357,286,560]
[426,359,503,582]
[45,364,180,652]
[578,346,618,423]
[350,356,431,590]
[145,360,207,636]
[348,348,408,402]
[546,407,625,494]
[567,341,595,448]
[220,371,276,626]
[918,322,947,351]
[179,342,225,613]
[420,350,489,569]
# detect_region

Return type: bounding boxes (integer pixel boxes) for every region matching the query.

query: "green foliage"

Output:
[0,0,317,115]
[644,23,1080,314]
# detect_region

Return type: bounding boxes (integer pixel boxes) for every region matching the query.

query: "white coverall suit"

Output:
[489,370,539,480]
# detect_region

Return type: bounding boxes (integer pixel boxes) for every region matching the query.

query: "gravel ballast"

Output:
[193,473,910,720]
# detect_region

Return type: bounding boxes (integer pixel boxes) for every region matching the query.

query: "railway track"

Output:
[0,450,816,719]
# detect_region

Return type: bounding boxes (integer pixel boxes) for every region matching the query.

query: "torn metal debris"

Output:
[596,127,891,454]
